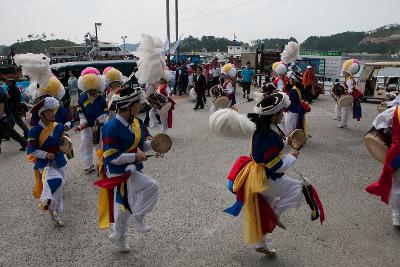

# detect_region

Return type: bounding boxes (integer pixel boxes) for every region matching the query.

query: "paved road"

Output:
[0,93,399,266]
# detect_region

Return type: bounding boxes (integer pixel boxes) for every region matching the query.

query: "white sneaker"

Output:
[393,214,400,227]
[49,210,64,227]
[127,216,151,233]
[108,233,131,252]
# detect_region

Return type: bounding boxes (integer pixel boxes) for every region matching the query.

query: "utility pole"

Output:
[166,0,171,64]
[121,35,127,58]
[175,0,179,64]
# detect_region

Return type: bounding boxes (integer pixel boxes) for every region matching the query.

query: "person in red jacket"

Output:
[302,65,315,103]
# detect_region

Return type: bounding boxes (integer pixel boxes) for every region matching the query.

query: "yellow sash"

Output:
[29,122,57,199]
[98,117,142,229]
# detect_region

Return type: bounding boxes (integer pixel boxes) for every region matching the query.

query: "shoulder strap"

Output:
[39,122,58,147]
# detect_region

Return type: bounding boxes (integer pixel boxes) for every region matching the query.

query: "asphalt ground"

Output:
[0,91,399,266]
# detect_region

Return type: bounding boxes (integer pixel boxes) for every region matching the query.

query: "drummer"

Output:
[77,67,108,174]
[220,63,237,107]
[149,70,175,132]
[366,102,400,227]
[336,59,362,128]
[283,71,310,136]
[222,92,323,255]
[102,67,127,119]
[99,87,159,252]
[27,96,69,227]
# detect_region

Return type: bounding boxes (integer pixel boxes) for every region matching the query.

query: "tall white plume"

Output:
[14,53,51,99]
[280,41,299,64]
[135,34,166,85]
[209,108,256,139]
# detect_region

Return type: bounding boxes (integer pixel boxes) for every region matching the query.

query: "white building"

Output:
[227,46,250,56]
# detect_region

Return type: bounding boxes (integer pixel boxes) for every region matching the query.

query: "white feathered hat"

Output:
[209,92,290,139]
[78,67,105,92]
[14,53,65,100]
[135,34,166,85]
[342,59,361,76]
[103,66,128,86]
[221,63,237,77]
[272,41,300,77]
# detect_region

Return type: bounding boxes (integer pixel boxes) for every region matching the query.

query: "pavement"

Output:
[0,92,400,266]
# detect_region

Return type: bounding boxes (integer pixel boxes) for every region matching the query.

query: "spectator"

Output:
[179,64,189,95]
[5,79,29,139]
[241,61,255,100]
[193,66,206,110]
[68,69,79,121]
[302,65,316,103]
[0,88,27,153]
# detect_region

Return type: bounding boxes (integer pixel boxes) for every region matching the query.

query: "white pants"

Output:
[335,103,341,118]
[80,127,100,168]
[283,112,299,136]
[111,171,159,238]
[390,170,400,218]
[40,166,66,212]
[259,175,304,217]
[339,105,352,127]
[149,108,168,132]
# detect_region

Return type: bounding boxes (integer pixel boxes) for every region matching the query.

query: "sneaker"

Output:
[49,210,64,227]
[108,233,131,252]
[84,164,95,174]
[332,117,341,121]
[339,125,347,128]
[127,215,151,233]
[393,214,400,227]
[255,236,276,256]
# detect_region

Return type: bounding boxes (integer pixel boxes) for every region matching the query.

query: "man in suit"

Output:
[193,66,206,110]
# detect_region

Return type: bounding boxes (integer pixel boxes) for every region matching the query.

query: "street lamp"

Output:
[121,35,127,57]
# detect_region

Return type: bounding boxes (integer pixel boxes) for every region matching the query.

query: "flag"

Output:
[163,39,170,56]
[170,34,183,55]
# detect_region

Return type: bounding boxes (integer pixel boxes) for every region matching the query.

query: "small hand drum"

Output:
[60,134,74,159]
[151,133,172,154]
[289,129,308,150]
[147,93,171,115]
[364,127,392,164]
[214,96,230,109]
[210,85,226,98]
[337,95,354,107]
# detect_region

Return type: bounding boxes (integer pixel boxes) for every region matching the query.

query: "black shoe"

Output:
[193,107,198,110]
[199,107,204,109]
[20,146,26,151]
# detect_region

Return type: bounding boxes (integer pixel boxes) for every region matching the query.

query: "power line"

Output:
[127,0,260,33]
[187,0,290,39]
[106,0,218,26]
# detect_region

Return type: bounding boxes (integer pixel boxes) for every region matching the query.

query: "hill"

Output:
[1,39,77,56]
[301,24,400,54]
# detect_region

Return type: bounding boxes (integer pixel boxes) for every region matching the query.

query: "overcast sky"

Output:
[1,0,399,46]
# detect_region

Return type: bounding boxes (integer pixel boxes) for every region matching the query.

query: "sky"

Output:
[1,0,399,46]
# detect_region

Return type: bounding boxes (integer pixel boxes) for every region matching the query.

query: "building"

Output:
[227,45,250,56]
